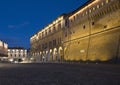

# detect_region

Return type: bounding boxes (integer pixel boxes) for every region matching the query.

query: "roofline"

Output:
[67,0,95,16]
[30,0,95,38]
[30,14,67,38]
[8,47,26,49]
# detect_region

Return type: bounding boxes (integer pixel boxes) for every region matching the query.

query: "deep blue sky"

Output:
[0,0,88,49]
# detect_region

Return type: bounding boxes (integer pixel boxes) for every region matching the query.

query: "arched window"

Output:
[106,0,109,3]
[53,26,56,32]
[97,5,100,8]
[42,31,44,38]
[45,30,47,36]
[58,23,61,30]
[49,28,51,33]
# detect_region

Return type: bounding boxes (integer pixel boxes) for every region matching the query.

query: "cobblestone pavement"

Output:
[0,63,120,85]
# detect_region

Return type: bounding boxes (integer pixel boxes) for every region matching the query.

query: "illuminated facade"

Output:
[30,15,67,62]
[0,40,8,58]
[30,0,120,62]
[8,47,27,59]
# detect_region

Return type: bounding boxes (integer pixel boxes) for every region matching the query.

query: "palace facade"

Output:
[30,0,120,62]
[8,47,27,60]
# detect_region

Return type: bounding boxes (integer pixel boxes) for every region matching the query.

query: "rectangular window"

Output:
[60,37,61,43]
[101,2,104,6]
[53,40,54,46]
[45,43,47,49]
[54,39,56,46]
[42,44,44,49]
[42,32,44,37]
[106,0,109,3]
[49,28,51,33]
[97,5,100,8]
[65,32,67,37]
[53,39,56,46]
[53,27,56,32]
[89,9,91,13]
[49,41,52,48]
[65,19,69,27]
[83,25,86,29]
[45,30,47,36]
[58,24,61,29]
[92,22,95,25]
[93,7,95,11]
[74,16,76,21]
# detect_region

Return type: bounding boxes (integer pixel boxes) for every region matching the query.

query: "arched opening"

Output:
[46,50,48,61]
[49,49,53,61]
[35,52,40,62]
[42,51,45,62]
[58,47,64,62]
[40,52,42,61]
[53,48,58,61]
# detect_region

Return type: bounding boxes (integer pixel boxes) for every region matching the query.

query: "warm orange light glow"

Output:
[39,16,64,36]
[100,56,109,61]
[69,0,100,20]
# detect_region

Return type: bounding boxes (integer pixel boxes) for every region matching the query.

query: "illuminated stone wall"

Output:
[30,0,120,62]
[63,0,120,62]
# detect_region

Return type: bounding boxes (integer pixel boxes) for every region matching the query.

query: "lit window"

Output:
[83,13,85,16]
[49,28,51,33]
[101,2,104,6]
[97,5,99,8]
[86,11,88,14]
[106,0,109,3]
[89,9,91,13]
[36,36,38,40]
[93,7,95,11]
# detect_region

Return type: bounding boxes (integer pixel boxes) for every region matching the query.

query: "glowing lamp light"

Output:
[9,58,14,62]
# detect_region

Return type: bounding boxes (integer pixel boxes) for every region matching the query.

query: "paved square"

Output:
[0,63,120,85]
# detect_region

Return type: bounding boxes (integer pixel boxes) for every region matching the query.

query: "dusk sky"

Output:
[0,0,88,49]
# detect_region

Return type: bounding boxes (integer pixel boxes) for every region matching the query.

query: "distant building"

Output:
[8,47,27,60]
[0,40,8,58]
